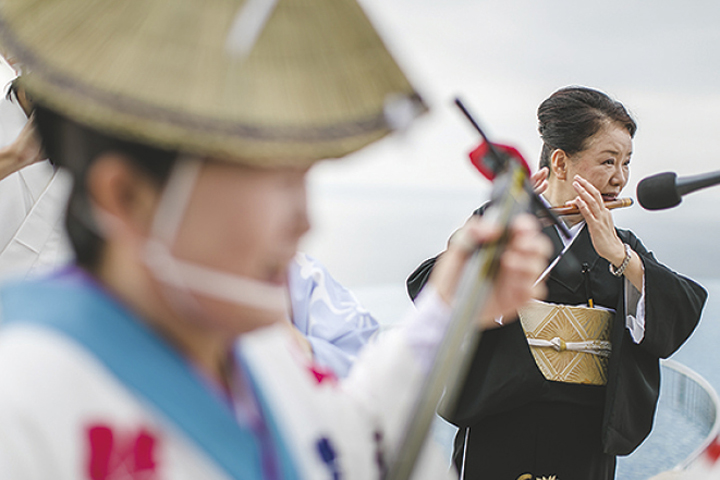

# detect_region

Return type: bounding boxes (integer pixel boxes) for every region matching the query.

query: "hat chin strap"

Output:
[141,156,288,313]
[143,239,288,312]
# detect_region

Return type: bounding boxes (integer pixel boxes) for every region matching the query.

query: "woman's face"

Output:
[558,122,633,204]
[166,160,311,334]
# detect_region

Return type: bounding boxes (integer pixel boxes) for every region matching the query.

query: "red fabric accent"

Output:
[86,424,160,479]
[88,426,113,480]
[705,436,720,463]
[309,363,338,385]
[469,141,530,181]
[133,430,157,471]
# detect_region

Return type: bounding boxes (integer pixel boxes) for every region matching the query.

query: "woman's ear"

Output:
[550,149,569,181]
[86,153,160,237]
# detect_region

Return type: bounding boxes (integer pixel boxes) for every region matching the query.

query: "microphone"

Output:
[636,170,720,210]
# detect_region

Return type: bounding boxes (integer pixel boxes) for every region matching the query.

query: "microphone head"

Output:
[636,172,682,210]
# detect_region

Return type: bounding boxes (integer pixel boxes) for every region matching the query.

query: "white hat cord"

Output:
[142,156,288,313]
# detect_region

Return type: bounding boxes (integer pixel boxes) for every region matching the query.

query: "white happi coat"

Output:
[0,270,455,480]
[0,325,234,480]
[241,320,454,480]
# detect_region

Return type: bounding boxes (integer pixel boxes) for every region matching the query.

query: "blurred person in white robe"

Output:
[0,55,72,281]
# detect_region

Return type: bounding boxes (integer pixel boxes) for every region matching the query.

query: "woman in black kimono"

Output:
[407,86,707,480]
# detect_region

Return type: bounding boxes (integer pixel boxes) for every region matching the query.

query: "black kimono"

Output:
[407,211,707,480]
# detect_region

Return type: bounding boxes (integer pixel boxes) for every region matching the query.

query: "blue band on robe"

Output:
[0,271,299,480]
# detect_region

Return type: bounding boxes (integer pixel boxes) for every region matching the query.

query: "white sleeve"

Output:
[396,286,453,373]
[241,288,457,480]
[0,411,48,480]
[341,286,456,478]
[342,286,451,422]
[625,276,646,344]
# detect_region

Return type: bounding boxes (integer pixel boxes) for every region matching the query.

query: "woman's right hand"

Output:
[531,167,549,195]
[429,214,551,329]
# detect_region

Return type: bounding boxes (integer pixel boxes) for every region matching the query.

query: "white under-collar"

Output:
[539,194,586,247]
[535,195,587,285]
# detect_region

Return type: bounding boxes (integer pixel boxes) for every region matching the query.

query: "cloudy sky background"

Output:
[301,0,720,298]
[298,4,720,469]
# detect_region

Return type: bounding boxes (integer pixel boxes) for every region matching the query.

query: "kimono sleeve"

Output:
[406,256,439,301]
[622,230,707,358]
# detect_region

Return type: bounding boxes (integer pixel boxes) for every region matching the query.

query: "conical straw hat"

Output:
[0,0,426,167]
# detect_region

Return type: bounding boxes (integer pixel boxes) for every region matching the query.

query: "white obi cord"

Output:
[142,156,288,313]
[526,337,612,357]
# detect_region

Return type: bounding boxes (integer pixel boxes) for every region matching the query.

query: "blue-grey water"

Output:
[671,280,720,397]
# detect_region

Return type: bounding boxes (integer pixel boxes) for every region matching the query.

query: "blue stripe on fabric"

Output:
[0,276,299,480]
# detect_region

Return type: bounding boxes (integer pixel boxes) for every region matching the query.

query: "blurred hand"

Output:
[0,118,42,181]
[430,214,551,329]
[286,322,314,360]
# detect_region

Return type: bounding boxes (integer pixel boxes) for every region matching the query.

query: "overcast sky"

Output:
[301,0,720,289]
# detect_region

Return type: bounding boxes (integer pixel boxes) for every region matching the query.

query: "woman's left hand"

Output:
[572,175,645,291]
[571,175,626,267]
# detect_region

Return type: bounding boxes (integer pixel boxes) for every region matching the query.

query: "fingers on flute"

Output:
[573,176,604,204]
[531,167,550,195]
[571,178,589,199]
[572,180,603,219]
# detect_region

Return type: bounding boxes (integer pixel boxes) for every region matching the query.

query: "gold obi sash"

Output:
[518,300,613,386]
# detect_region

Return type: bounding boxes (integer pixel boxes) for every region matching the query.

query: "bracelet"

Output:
[609,243,632,277]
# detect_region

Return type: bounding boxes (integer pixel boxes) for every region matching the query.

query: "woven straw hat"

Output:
[0,0,426,167]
